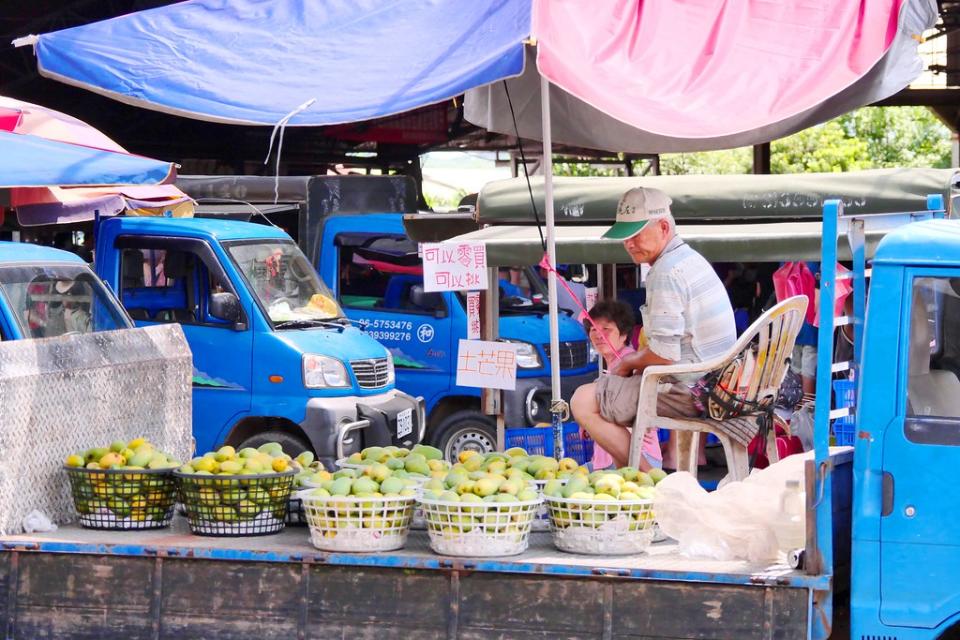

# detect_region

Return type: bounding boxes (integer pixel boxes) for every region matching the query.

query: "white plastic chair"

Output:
[629,296,808,482]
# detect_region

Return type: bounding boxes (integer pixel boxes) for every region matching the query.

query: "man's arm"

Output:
[611,348,674,377]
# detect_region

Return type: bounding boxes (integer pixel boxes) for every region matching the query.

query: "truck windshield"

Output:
[224,240,344,326]
[0,263,131,339]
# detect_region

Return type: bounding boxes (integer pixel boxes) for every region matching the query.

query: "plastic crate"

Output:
[832,379,856,446]
[504,424,594,465]
[658,429,719,446]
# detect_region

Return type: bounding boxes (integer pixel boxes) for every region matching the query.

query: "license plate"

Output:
[396,408,413,439]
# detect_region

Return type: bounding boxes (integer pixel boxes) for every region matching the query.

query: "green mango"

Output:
[412,444,443,461]
[330,477,353,497]
[379,477,404,496]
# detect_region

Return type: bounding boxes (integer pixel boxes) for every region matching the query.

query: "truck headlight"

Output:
[303,354,350,388]
[502,340,542,369]
[386,352,396,385]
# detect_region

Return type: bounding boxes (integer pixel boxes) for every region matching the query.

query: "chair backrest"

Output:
[708,295,808,420]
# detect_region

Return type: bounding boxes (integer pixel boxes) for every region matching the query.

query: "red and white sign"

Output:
[455,339,518,391]
[421,241,488,292]
[466,291,481,339]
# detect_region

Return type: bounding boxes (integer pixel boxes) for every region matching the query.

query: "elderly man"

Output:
[572,187,737,469]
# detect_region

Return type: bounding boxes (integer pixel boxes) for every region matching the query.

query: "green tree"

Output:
[578,107,954,176]
[659,148,751,175]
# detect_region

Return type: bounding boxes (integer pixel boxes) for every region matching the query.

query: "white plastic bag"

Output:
[790,403,815,452]
[654,453,809,563]
[22,510,57,534]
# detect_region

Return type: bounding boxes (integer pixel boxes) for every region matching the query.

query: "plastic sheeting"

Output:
[466,0,938,153]
[472,169,960,225]
[428,222,892,266]
[0,130,175,188]
[27,0,530,126]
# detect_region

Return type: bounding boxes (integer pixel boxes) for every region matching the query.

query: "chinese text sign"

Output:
[455,339,518,390]
[466,291,481,339]
[421,242,488,292]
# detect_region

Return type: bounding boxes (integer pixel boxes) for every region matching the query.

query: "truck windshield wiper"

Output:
[274,318,347,331]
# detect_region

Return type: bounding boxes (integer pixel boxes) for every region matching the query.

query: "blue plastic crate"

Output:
[832,379,856,446]
[657,429,719,446]
[504,427,550,457]
[563,425,595,466]
[504,423,594,465]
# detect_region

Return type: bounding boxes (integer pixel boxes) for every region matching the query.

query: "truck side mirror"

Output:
[210,292,244,329]
[409,285,446,318]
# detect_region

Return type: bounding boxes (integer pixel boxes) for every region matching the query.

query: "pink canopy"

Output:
[535,0,908,138]
[466,0,937,152]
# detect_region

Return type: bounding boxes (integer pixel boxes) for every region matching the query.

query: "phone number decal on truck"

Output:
[366,330,412,342]
[359,319,414,331]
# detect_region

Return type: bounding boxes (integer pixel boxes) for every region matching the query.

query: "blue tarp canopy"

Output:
[0,130,174,188]
[28,0,530,126]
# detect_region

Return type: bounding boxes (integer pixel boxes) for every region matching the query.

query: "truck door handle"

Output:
[881,472,894,517]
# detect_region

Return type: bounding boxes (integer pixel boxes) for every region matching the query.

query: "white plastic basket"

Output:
[544,495,655,555]
[299,490,416,552]
[418,496,543,557]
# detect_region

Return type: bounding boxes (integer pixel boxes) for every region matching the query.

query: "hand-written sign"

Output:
[421,242,488,292]
[466,291,481,339]
[455,339,518,391]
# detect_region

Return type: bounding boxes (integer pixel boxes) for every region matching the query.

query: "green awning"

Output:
[474,168,959,226]
[444,222,891,266]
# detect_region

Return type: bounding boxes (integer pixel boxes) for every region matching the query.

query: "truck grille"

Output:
[351,358,391,389]
[542,341,589,370]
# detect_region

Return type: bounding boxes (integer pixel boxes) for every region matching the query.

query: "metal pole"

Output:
[541,76,564,459]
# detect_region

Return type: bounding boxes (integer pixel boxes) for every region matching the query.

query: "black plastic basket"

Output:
[174,470,296,537]
[64,465,177,530]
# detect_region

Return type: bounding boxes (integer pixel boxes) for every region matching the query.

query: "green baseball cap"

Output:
[602,187,673,240]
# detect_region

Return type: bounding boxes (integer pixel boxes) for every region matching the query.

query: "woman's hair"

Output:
[584,299,635,336]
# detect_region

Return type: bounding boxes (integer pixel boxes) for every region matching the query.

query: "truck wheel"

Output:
[236,431,311,458]
[431,411,496,462]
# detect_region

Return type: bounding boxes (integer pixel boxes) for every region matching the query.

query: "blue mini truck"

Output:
[91,215,425,468]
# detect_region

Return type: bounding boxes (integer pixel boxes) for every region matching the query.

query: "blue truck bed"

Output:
[0,451,851,638]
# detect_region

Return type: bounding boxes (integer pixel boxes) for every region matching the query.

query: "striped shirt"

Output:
[641,236,736,383]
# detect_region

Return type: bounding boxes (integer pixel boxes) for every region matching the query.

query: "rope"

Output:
[263,98,317,204]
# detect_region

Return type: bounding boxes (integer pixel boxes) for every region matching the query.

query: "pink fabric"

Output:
[773,262,818,325]
[814,263,854,329]
[533,0,903,138]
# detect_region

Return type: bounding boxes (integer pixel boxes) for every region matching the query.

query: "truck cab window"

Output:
[0,265,129,338]
[120,244,236,327]
[337,233,445,315]
[907,277,960,419]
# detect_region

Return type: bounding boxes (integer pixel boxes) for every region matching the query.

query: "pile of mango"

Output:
[543,467,668,530]
[449,448,584,483]
[64,438,181,523]
[176,442,304,476]
[305,465,420,534]
[65,438,180,471]
[176,443,301,524]
[343,444,450,478]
